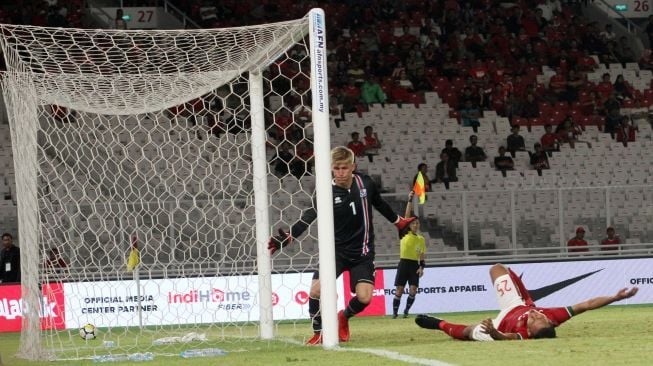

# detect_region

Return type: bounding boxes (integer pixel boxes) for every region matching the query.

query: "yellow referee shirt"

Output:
[399,232,426,261]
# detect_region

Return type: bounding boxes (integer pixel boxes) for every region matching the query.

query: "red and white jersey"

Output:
[601,237,621,250]
[364,135,379,148]
[567,238,589,252]
[498,306,574,339]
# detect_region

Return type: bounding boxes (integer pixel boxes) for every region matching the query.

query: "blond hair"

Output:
[331,146,355,165]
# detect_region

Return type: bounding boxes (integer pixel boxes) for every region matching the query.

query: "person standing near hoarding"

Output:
[0,233,20,283]
[600,227,621,251]
[115,9,127,30]
[568,227,589,253]
[392,191,426,319]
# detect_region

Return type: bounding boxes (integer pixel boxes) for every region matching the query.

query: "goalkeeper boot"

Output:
[338,310,350,342]
[415,314,441,330]
[305,332,322,345]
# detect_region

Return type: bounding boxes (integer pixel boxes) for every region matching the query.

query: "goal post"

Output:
[0,8,335,360]
[307,8,338,349]
[4,73,46,358]
[249,69,274,340]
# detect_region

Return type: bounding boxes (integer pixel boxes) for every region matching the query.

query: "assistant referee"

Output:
[392,191,426,319]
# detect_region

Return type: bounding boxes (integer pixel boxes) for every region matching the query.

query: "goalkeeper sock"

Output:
[309,296,321,333]
[392,296,401,316]
[404,295,415,314]
[344,296,367,319]
[440,321,468,340]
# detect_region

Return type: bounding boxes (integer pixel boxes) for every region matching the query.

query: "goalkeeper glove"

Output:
[268,228,292,255]
[394,216,417,231]
[395,216,417,239]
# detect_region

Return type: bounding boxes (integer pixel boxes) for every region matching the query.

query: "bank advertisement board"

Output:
[0,283,66,331]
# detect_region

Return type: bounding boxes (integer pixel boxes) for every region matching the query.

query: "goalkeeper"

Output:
[269,146,416,345]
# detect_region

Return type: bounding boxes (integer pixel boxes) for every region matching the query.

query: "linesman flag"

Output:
[413,171,426,204]
[126,234,140,271]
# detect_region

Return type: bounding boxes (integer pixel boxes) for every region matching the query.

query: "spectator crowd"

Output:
[161,0,651,186]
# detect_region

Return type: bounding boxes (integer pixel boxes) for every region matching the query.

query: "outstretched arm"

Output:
[365,175,416,231]
[571,287,638,316]
[269,197,317,255]
[404,191,415,218]
[290,201,317,239]
[367,176,400,223]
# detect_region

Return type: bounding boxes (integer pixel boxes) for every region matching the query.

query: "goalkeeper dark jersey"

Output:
[290,173,398,261]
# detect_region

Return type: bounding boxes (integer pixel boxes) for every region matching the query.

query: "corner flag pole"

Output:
[127,233,143,329]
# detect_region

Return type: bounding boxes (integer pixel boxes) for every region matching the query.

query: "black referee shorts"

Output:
[394,258,420,287]
[312,255,376,290]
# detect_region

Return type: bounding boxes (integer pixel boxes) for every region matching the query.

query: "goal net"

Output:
[0,9,332,360]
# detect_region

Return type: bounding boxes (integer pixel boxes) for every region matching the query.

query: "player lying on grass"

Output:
[268,146,415,345]
[415,263,638,340]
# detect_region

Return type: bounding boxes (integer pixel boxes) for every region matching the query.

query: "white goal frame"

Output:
[0,8,339,359]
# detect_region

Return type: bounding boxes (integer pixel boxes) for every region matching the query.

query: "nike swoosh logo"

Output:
[525,268,604,302]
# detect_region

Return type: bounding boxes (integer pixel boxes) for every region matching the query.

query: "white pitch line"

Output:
[336,346,454,366]
[278,337,453,366]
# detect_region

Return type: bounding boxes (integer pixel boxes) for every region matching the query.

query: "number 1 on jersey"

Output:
[349,202,357,215]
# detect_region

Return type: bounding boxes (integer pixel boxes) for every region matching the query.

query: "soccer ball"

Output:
[79,324,97,340]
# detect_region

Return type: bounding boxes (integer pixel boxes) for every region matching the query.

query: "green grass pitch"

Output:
[1,305,651,366]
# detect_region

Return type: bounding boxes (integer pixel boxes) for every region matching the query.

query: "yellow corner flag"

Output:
[413,171,426,204]
[126,234,140,271]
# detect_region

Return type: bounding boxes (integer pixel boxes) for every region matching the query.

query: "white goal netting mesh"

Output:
[1,15,322,360]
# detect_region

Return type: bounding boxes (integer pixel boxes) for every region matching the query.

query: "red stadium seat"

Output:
[449,110,461,123]
[623,99,635,108]
[555,101,569,111]
[550,109,566,124]
[425,67,438,78]
[529,117,543,126]
[546,116,558,126]
[378,28,395,45]
[407,12,422,27]
[526,66,541,76]
[569,108,582,122]
[451,77,465,91]
[580,116,598,129]
[408,93,424,106]
[434,77,450,93]
[642,97,653,107]
[444,92,458,108]
[355,104,366,117]
[455,60,469,76]
[512,117,530,130]
[538,102,553,117]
